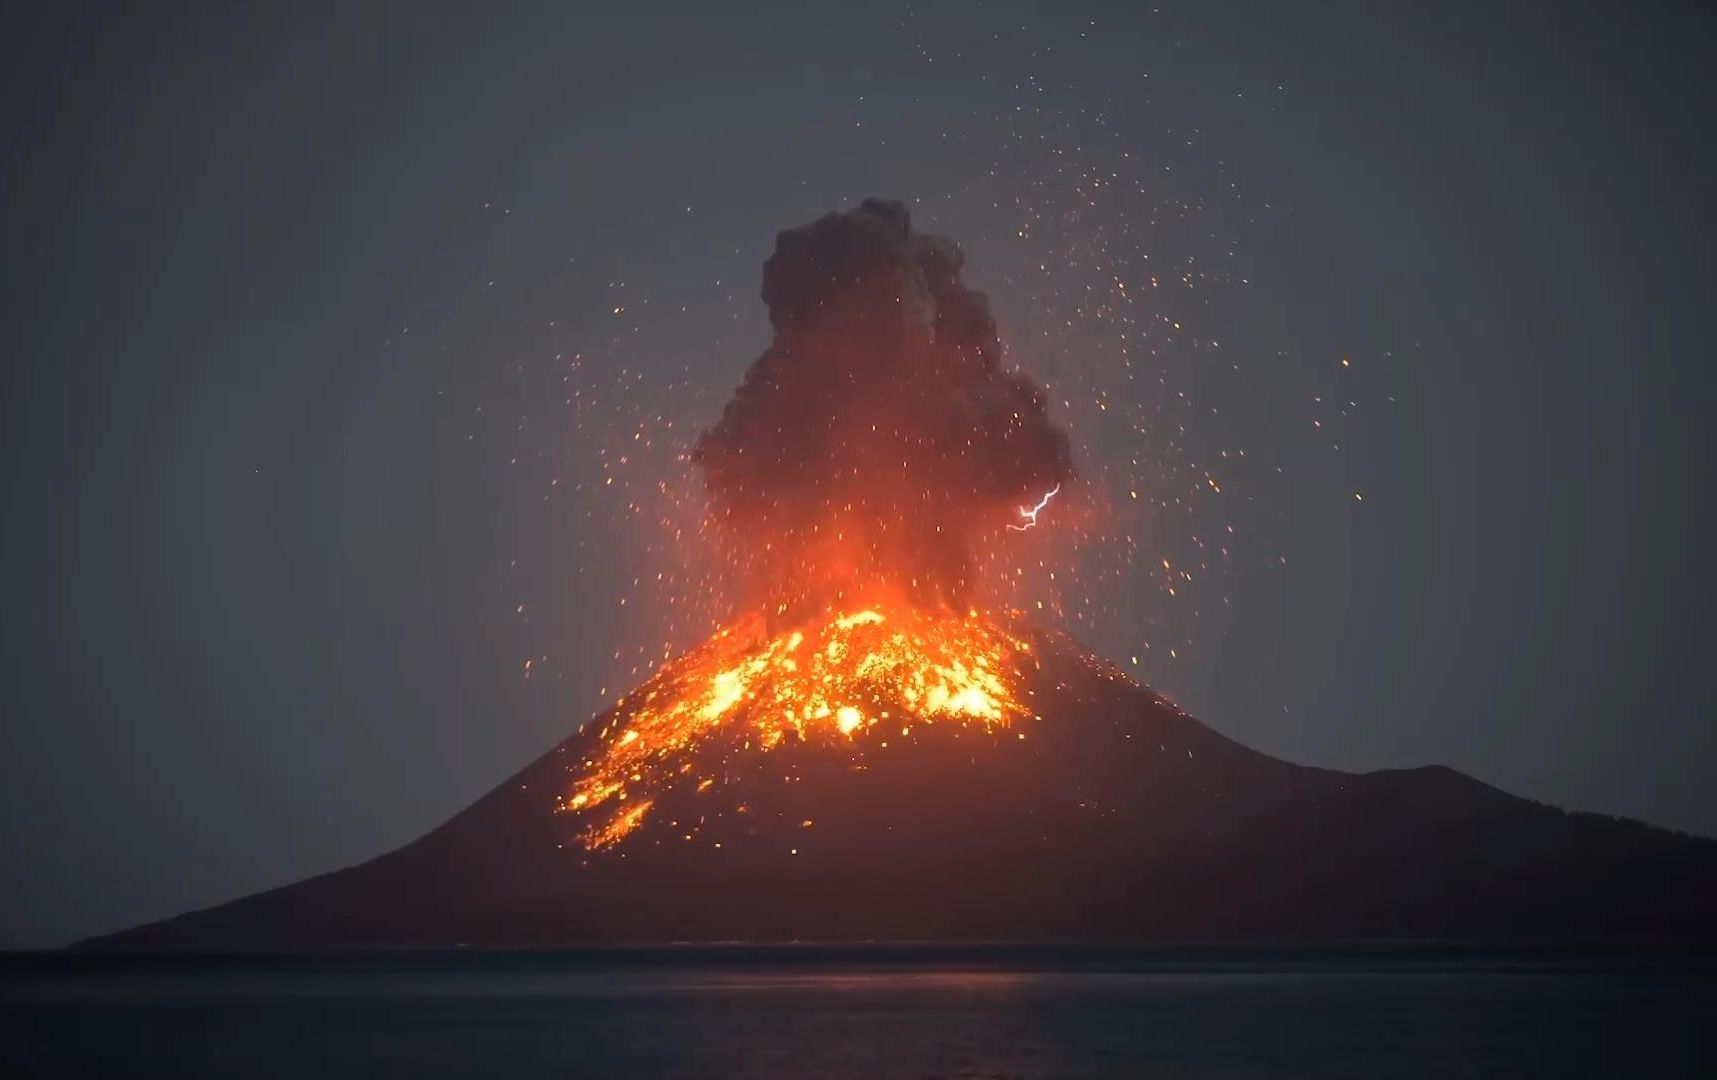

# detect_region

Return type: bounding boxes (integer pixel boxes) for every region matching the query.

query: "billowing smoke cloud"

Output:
[695,198,1072,614]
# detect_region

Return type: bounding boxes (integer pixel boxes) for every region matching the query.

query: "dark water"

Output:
[3,946,1713,1078]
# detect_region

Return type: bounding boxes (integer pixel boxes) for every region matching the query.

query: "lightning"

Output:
[1006,483,1062,532]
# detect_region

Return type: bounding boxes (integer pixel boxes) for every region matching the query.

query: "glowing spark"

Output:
[1006,483,1062,532]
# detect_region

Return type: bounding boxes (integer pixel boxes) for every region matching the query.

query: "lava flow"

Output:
[559,604,1042,850]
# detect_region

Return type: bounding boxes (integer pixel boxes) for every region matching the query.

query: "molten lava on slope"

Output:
[560,605,1048,850]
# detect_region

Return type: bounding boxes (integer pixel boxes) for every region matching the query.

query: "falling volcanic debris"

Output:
[694,198,1073,615]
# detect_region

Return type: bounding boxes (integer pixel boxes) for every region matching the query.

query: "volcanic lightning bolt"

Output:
[1006,483,1062,532]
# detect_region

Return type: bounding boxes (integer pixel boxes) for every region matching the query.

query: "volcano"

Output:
[80,202,1717,948]
[84,608,1717,949]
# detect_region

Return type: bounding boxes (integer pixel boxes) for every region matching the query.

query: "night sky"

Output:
[3,1,1714,948]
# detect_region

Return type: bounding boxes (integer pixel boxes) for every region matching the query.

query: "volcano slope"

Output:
[86,613,1716,948]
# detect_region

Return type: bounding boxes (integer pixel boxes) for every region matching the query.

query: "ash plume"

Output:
[695,198,1073,613]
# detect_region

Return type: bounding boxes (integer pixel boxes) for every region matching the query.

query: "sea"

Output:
[2,945,1712,1078]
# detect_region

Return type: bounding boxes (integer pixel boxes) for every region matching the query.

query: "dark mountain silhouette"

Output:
[83,627,1717,948]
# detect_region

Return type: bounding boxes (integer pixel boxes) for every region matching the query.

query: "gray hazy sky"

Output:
[3,0,1714,947]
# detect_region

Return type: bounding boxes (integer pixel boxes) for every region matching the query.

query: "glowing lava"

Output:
[558,605,1040,850]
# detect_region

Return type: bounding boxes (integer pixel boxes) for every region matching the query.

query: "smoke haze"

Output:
[695,199,1073,614]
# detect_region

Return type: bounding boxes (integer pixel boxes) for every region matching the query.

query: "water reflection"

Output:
[3,955,1711,1078]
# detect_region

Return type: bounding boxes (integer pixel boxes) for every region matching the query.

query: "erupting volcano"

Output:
[86,201,1717,949]
[559,199,1080,855]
